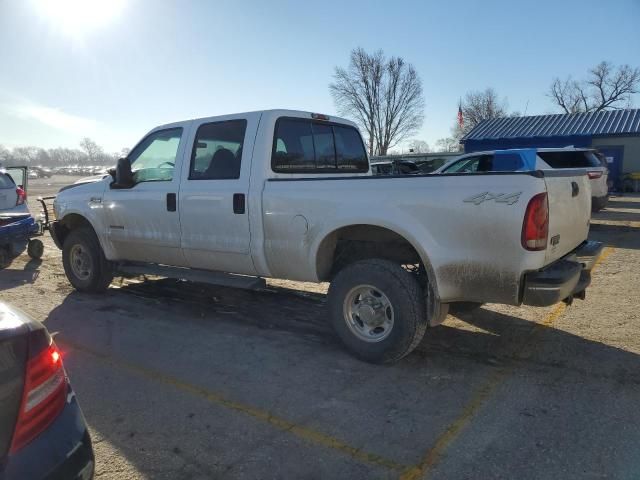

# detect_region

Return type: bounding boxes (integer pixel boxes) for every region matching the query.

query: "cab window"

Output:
[272,118,368,173]
[129,128,183,183]
[189,120,247,180]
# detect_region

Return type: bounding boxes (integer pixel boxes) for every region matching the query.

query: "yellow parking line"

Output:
[59,339,407,473]
[399,247,614,480]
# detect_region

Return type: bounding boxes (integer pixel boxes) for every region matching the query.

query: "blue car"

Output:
[0,302,94,480]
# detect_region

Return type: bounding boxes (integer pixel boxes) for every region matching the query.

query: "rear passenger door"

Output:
[179,113,260,275]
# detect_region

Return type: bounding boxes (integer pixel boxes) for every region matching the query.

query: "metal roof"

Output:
[461,109,640,142]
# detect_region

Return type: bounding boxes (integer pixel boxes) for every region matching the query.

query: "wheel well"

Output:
[316,225,423,282]
[57,214,94,246]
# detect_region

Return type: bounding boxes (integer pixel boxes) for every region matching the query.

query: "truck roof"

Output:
[155,109,358,130]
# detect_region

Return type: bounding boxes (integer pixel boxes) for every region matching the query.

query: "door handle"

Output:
[233,193,245,214]
[167,193,177,212]
[571,182,579,197]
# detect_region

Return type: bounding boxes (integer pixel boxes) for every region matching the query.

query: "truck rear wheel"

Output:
[328,259,429,364]
[62,227,113,293]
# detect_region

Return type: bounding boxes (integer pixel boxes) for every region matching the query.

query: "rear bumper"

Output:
[592,195,608,211]
[2,385,94,480]
[522,240,604,307]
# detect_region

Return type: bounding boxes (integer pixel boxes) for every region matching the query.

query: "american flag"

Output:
[457,101,464,129]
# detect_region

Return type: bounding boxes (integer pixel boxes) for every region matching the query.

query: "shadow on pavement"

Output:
[42,278,640,479]
[590,223,640,250]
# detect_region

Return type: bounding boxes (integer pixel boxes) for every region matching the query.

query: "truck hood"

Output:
[59,174,109,193]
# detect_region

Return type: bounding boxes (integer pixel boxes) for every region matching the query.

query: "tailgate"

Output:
[543,170,591,264]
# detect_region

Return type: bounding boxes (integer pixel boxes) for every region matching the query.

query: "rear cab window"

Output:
[537,151,602,168]
[272,118,368,173]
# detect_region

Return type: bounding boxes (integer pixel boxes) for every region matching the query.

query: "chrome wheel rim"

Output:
[70,244,92,281]
[343,285,394,342]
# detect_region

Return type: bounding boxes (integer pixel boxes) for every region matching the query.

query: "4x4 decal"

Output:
[463,191,522,205]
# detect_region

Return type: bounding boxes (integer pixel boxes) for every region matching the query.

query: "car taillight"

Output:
[15,187,26,206]
[9,343,67,453]
[522,192,548,251]
[587,171,603,179]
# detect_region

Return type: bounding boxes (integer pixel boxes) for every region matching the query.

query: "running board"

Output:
[116,264,266,290]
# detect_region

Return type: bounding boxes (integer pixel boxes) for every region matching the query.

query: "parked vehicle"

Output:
[371,159,420,175]
[0,167,45,267]
[0,302,94,479]
[48,110,602,363]
[0,168,28,217]
[29,167,53,179]
[436,147,609,212]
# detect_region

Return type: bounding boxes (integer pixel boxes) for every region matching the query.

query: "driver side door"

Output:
[102,124,191,266]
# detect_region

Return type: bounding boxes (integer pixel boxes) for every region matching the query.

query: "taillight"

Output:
[522,192,549,251]
[15,187,26,206]
[9,343,67,453]
[587,171,603,179]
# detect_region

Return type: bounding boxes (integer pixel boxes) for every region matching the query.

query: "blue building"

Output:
[461,109,640,188]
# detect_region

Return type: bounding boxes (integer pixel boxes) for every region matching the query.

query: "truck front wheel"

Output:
[328,259,429,364]
[62,227,113,293]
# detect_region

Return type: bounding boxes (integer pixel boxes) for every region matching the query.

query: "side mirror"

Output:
[111,157,134,189]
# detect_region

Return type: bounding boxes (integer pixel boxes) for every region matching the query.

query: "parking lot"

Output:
[1,176,639,479]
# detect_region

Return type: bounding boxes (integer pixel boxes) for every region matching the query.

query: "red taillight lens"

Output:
[587,171,603,179]
[9,343,67,453]
[15,187,26,206]
[522,192,549,251]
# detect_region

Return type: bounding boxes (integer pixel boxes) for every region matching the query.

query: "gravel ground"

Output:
[2,176,639,479]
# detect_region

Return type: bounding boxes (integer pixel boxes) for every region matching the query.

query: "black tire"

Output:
[450,302,484,314]
[62,227,113,293]
[27,239,44,259]
[328,259,429,364]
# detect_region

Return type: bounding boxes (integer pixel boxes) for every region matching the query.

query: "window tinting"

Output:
[312,123,336,170]
[537,151,601,168]
[272,118,368,173]
[190,120,247,180]
[334,125,368,171]
[272,119,315,171]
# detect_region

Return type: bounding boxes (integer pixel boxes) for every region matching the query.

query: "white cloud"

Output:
[8,101,98,135]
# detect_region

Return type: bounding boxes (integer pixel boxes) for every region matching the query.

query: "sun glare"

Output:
[33,0,126,38]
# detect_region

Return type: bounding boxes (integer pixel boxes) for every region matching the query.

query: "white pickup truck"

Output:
[50,109,603,363]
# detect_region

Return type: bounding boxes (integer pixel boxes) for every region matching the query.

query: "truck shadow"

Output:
[43,282,640,478]
[590,223,640,250]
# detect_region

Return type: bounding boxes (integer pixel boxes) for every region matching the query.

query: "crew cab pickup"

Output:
[50,110,602,363]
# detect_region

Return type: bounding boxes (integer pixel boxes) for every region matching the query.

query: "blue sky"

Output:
[0,0,638,153]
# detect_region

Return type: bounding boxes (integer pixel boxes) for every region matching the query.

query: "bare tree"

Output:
[0,145,11,165]
[408,139,430,153]
[79,137,103,164]
[549,61,640,113]
[458,88,508,137]
[434,137,460,153]
[330,47,424,155]
[11,146,40,165]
